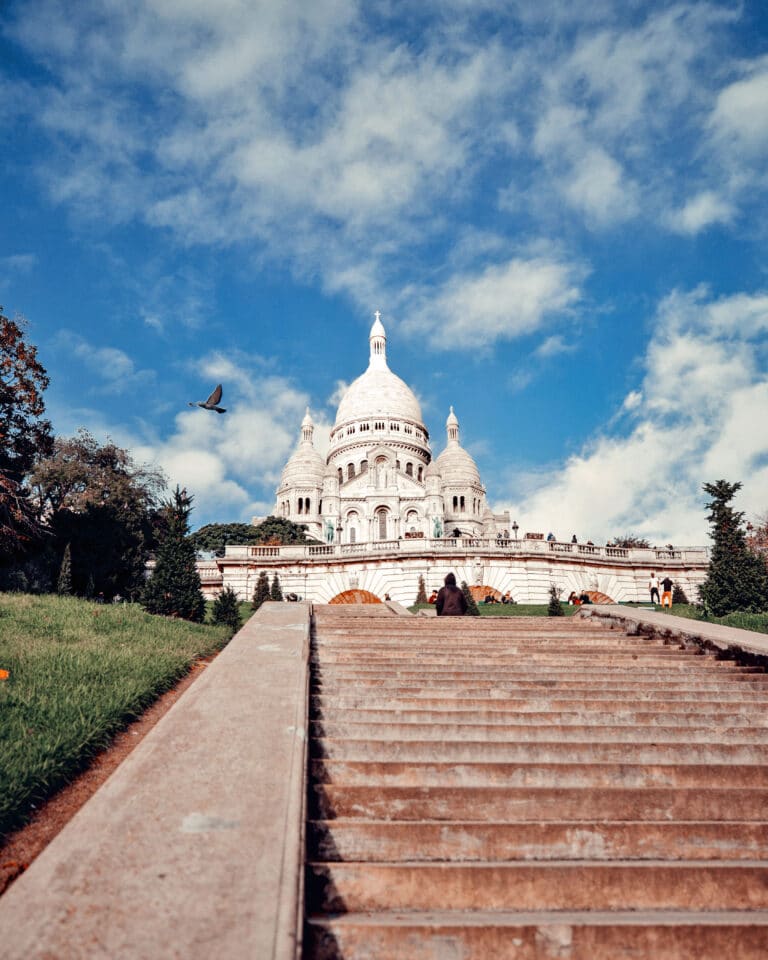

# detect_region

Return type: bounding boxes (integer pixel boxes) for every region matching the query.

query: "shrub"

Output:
[252,571,270,610]
[210,586,242,636]
[547,585,564,616]
[416,574,428,604]
[461,580,480,616]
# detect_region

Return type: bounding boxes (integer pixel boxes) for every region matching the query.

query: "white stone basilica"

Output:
[199,315,708,606]
[274,314,508,546]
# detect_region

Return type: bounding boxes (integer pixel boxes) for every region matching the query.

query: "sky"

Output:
[2,0,768,545]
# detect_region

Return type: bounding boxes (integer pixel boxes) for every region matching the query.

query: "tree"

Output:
[252,571,270,611]
[30,430,166,600]
[671,583,689,605]
[142,487,205,622]
[547,584,564,616]
[210,586,242,636]
[0,311,53,562]
[607,534,651,549]
[699,480,768,617]
[415,574,428,604]
[461,580,480,616]
[57,542,73,595]
[270,572,283,601]
[252,516,312,545]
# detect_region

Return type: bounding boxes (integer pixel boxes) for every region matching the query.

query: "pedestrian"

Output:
[436,572,468,617]
[649,572,660,604]
[571,534,577,544]
[661,575,674,610]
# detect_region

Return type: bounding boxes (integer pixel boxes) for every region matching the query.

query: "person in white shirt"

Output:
[649,572,660,604]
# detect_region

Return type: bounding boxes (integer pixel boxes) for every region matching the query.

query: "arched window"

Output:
[418,466,423,481]
[319,499,323,514]
[297,499,303,515]
[396,459,401,471]
[460,495,465,511]
[347,463,355,480]
[405,462,413,477]
[337,467,343,483]
[348,511,358,544]
[376,508,388,540]
[305,498,311,513]
[360,460,368,473]
[453,496,458,510]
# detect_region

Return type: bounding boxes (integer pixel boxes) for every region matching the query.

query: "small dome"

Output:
[279,409,325,488]
[435,407,482,486]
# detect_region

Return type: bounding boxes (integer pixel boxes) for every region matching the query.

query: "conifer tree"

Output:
[547,584,564,616]
[416,574,428,604]
[211,585,242,636]
[270,572,283,601]
[461,580,480,616]
[671,583,689,605]
[142,487,205,622]
[57,542,73,595]
[699,480,768,617]
[252,570,270,610]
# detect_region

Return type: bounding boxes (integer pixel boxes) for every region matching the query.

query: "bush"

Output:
[252,571,270,611]
[671,583,689,604]
[210,586,242,636]
[415,574,428,604]
[461,580,480,616]
[547,585,564,616]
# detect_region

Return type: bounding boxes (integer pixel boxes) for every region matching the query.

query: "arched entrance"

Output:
[329,590,383,604]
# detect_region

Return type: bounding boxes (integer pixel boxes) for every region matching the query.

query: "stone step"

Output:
[306,861,768,912]
[312,738,768,764]
[304,911,768,960]
[310,759,768,788]
[311,693,768,709]
[307,819,768,861]
[312,677,768,692]
[310,720,768,743]
[311,785,768,822]
[315,707,765,727]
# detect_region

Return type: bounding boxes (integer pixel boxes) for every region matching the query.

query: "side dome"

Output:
[278,408,325,488]
[333,316,424,427]
[434,406,482,485]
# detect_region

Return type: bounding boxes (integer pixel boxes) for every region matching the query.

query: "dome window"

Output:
[337,467,343,483]
[406,462,413,477]
[347,425,355,434]
[460,495,465,511]
[347,463,355,479]
[404,424,412,434]
[375,421,385,431]
[453,496,458,510]
[361,460,368,473]
[418,466,423,481]
[390,422,399,431]
[376,507,389,540]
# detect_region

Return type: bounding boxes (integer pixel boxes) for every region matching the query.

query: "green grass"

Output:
[0,594,235,839]
[409,603,579,617]
[646,603,768,635]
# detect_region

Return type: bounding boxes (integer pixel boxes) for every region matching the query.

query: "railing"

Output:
[249,546,281,558]
[307,545,335,557]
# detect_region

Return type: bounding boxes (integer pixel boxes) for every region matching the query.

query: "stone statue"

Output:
[433,517,443,538]
[325,519,335,543]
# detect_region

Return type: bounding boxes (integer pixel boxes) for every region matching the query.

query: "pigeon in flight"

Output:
[189,384,226,413]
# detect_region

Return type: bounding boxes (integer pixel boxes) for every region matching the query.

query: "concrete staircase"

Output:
[304,607,768,959]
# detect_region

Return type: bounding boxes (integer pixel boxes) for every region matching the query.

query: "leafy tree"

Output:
[57,542,73,595]
[252,570,270,610]
[699,480,768,617]
[270,572,283,601]
[415,574,428,604]
[210,586,242,636]
[547,584,564,616]
[671,583,689,605]
[607,534,651,549]
[30,430,166,600]
[142,487,205,622]
[461,580,480,616]
[190,517,312,555]
[0,311,53,562]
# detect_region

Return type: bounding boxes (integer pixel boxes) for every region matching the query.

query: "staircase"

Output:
[304,607,768,959]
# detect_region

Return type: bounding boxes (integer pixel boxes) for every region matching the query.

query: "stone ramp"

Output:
[304,610,768,959]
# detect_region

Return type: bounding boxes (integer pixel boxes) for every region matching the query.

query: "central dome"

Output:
[333,316,424,427]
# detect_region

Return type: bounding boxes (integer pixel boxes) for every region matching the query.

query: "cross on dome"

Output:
[369,310,387,368]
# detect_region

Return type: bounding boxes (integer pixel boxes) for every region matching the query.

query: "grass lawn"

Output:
[0,594,237,839]
[637,603,768,635]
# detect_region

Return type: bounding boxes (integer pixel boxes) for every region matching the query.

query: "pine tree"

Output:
[211,586,242,636]
[416,574,428,604]
[270,572,283,601]
[547,584,564,616]
[671,583,689,605]
[142,487,205,622]
[699,480,768,617]
[252,570,270,610]
[57,542,73,595]
[461,580,480,616]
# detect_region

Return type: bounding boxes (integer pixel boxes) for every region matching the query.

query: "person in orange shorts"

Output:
[661,575,674,610]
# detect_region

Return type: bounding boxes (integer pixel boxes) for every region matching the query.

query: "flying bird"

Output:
[189,384,226,413]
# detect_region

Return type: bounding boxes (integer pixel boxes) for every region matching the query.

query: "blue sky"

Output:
[2,0,767,544]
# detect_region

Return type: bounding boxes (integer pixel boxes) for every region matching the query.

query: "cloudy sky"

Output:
[2,0,767,544]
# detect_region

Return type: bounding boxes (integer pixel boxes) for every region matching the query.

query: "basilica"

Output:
[273,315,509,545]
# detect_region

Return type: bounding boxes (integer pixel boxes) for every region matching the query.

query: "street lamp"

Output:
[512,521,519,541]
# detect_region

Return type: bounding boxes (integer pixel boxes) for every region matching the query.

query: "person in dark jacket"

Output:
[436,572,468,616]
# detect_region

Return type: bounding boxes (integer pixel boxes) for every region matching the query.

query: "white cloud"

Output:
[402,256,583,348]
[506,286,768,544]
[535,334,576,359]
[666,190,735,235]
[710,64,768,154]
[53,331,156,395]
